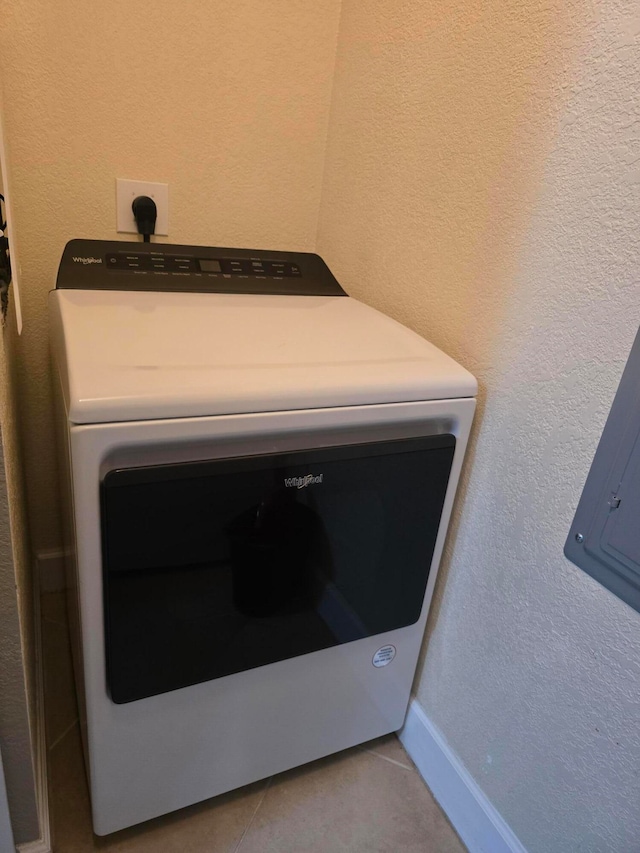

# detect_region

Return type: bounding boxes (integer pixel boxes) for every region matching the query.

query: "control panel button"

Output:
[106,253,197,272]
[106,253,301,277]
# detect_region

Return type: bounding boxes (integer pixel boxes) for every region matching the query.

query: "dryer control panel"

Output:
[56,239,346,296]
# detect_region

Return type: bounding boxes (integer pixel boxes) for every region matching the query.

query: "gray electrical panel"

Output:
[565,327,640,614]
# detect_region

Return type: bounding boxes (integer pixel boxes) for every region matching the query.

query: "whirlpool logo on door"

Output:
[284,473,324,489]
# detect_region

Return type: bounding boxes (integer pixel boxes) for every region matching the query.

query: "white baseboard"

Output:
[399,699,527,853]
[17,565,52,853]
[17,838,50,853]
[35,549,66,595]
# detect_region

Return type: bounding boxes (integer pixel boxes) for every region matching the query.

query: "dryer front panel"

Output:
[101,434,455,703]
[66,399,475,834]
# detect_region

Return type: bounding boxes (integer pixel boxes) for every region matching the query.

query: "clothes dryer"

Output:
[50,239,476,835]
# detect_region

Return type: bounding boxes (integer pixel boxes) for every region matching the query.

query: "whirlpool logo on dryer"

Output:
[284,473,324,489]
[72,256,103,265]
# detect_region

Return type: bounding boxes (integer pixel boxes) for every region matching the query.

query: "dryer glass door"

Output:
[101,434,455,703]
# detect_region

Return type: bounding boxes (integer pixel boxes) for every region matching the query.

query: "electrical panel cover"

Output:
[565,326,640,614]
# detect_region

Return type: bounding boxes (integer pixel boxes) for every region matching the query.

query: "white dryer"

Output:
[49,239,476,835]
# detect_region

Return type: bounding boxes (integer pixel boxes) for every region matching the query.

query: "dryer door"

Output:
[101,434,455,703]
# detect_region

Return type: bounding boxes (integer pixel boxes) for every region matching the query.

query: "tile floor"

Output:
[42,592,466,852]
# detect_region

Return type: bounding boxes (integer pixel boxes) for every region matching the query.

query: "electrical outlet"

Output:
[116,179,169,236]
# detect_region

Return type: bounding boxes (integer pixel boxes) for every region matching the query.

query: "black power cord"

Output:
[0,194,11,319]
[132,195,157,243]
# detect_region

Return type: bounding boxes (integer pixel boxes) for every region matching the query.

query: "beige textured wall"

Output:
[0,0,341,550]
[317,0,571,372]
[318,1,640,850]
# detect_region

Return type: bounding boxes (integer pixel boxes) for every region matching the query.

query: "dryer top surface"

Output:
[49,289,477,423]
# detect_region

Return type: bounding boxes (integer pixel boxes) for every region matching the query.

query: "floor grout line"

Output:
[48,717,78,751]
[232,776,273,853]
[358,744,414,771]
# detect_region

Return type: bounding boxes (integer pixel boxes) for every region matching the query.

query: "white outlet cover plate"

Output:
[116,179,169,236]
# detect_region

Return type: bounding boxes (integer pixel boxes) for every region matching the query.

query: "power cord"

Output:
[0,194,11,320]
[132,195,157,243]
